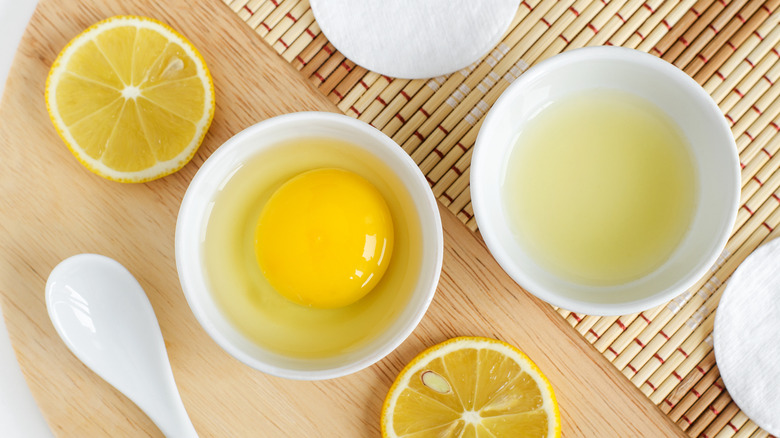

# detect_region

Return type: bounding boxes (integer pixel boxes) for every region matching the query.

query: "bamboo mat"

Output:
[222,0,780,436]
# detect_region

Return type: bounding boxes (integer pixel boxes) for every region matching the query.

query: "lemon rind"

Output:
[45,15,215,183]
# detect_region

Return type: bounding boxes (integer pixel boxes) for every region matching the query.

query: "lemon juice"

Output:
[203,138,422,359]
[503,89,697,285]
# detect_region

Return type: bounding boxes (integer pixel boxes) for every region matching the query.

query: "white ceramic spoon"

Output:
[45,254,197,438]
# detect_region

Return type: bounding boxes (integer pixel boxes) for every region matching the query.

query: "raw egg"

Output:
[255,168,394,308]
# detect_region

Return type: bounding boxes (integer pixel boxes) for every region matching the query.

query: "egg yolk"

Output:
[254,168,394,309]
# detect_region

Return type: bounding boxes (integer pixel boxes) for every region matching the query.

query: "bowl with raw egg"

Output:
[471,46,739,316]
[176,112,443,380]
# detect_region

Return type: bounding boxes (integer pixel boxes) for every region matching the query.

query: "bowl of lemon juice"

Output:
[176,112,443,379]
[472,46,739,316]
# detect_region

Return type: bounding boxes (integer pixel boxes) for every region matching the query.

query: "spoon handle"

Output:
[148,389,198,438]
[140,365,198,438]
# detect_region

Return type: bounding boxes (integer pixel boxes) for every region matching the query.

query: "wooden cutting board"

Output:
[0,0,685,436]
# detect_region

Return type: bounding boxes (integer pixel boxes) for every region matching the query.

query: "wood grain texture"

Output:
[0,0,684,436]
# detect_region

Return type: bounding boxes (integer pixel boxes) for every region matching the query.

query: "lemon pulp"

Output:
[255,168,394,308]
[45,16,214,182]
[382,337,561,438]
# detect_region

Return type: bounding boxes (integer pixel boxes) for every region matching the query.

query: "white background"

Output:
[0,0,55,436]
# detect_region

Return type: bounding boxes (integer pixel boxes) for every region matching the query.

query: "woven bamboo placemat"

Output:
[223,0,780,436]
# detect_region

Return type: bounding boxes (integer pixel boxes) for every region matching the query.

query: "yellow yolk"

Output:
[255,168,394,309]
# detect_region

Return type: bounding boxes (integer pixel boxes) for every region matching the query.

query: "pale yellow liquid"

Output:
[203,138,422,359]
[503,89,697,285]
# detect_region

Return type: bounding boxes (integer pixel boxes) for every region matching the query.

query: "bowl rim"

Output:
[471,46,740,316]
[175,111,443,380]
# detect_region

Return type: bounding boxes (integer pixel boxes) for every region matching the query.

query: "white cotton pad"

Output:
[714,237,780,435]
[309,0,520,79]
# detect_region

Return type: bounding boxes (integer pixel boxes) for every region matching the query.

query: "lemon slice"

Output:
[45,16,215,183]
[382,337,561,438]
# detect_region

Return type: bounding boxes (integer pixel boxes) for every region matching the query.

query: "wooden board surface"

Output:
[0,0,684,436]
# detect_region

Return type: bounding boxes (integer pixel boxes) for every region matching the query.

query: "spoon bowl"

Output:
[46,254,197,438]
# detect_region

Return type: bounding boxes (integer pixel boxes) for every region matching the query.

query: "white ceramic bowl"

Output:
[471,46,739,316]
[176,112,443,379]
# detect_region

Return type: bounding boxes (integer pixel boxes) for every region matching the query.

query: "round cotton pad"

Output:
[309,0,520,79]
[714,237,780,435]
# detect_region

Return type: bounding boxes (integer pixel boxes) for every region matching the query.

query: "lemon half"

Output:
[382,337,561,438]
[45,16,215,183]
